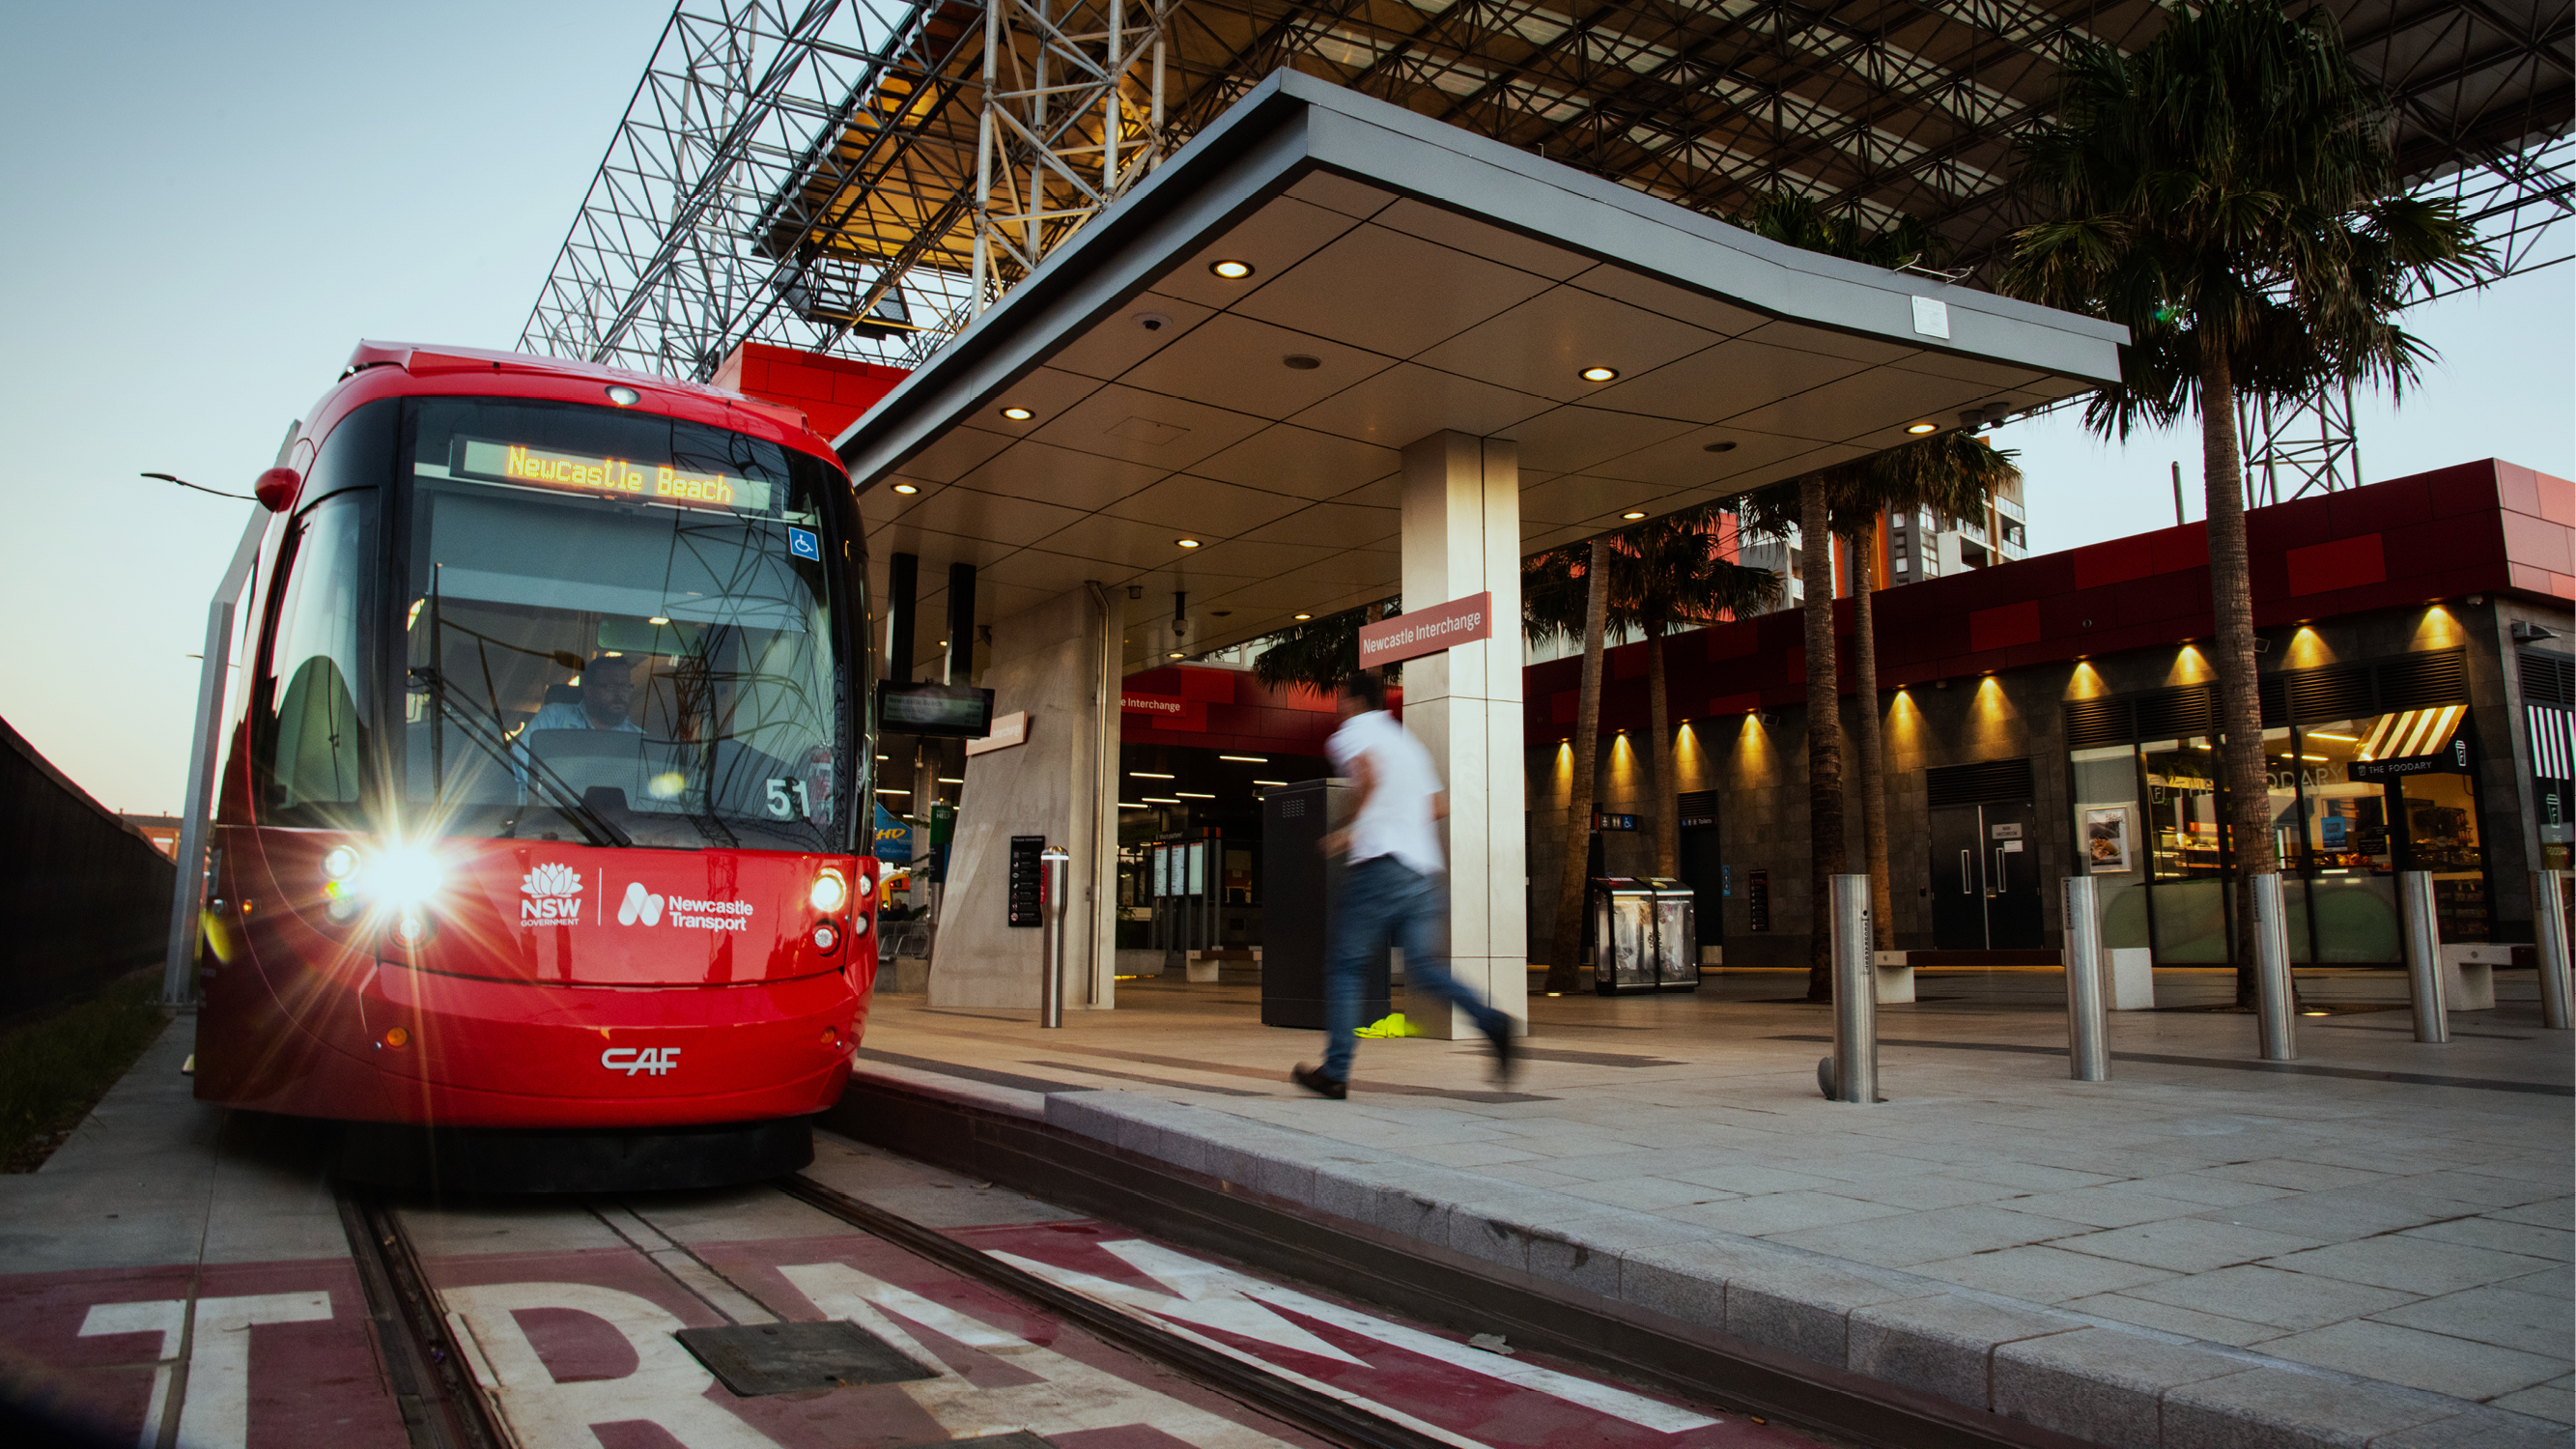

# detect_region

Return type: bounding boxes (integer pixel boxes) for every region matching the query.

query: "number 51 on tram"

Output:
[189,342,881,1189]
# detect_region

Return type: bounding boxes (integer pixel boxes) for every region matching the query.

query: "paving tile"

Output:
[2126,1171,2309,1208]
[1970,1159,2126,1192]
[2199,1158,2404,1192]
[2208,1186,2477,1244]
[1846,1293,2087,1410]
[2365,1404,2576,1448]
[1404,1140,1549,1167]
[1822,1174,2030,1210]
[1555,1174,1731,1211]
[2262,1237,2561,1297]
[2162,1365,2463,1449]
[2368,1284,2576,1359]
[1617,1236,1814,1327]
[1767,1205,2089,1268]
[2484,1377,2571,1428]
[1656,1190,1910,1237]
[1464,1161,1595,1189]
[2399,1217,2576,1264]
[2122,1264,2421,1331]
[2490,1198,2575,1233]
[2006,1184,2217,1229]
[2496,1262,2573,1299]
[2061,1291,2292,1348]
[2058,1218,2333,1274]
[1992,1325,2249,1449]
[1913,1244,2178,1303]
[1664,1162,1843,1195]
[2376,1172,2567,1211]
[2260,1319,2566,1403]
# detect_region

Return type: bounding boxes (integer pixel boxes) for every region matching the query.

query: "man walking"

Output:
[1292,672,1514,1099]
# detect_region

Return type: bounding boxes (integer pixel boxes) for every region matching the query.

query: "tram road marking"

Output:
[781,1262,1302,1449]
[988,1239,1718,1436]
[442,1281,778,1448]
[77,1292,333,1449]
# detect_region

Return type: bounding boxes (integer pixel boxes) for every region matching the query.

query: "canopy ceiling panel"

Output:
[839,71,2123,669]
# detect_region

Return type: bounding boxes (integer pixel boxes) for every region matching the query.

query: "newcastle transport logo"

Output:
[619,882,754,932]
[520,863,584,923]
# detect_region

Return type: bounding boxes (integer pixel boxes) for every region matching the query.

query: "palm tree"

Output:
[1734,189,1940,999]
[1606,507,1784,881]
[1528,513,1780,990]
[1999,0,2485,1001]
[1524,538,1612,995]
[1251,597,1400,692]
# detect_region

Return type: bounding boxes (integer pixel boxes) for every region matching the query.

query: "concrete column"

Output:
[1399,433,1529,1038]
[930,582,1118,1009]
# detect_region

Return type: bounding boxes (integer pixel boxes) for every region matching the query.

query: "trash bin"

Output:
[1591,876,1697,995]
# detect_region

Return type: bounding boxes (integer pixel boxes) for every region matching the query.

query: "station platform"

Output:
[855,963,2575,1448]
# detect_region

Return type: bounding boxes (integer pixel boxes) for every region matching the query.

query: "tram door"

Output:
[1925,759,2045,950]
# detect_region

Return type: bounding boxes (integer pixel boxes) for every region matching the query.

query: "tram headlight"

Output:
[372,843,445,910]
[808,868,849,915]
[322,845,361,882]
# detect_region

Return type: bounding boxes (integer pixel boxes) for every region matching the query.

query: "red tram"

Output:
[193,342,879,1189]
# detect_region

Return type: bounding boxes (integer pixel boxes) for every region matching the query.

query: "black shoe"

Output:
[1291,1064,1347,1100]
[1484,1019,1516,1088]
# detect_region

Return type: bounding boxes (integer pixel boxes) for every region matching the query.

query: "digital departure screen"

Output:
[453,438,774,513]
[878,683,995,738]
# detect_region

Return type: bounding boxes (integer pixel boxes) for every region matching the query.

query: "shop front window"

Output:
[2141,736,2230,961]
[2070,743,2149,951]
[2294,719,2400,962]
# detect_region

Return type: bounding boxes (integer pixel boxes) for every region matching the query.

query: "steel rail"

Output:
[334,1183,513,1449]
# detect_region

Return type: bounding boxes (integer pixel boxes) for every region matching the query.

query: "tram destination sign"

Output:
[453,438,773,512]
[878,682,995,737]
[1357,591,1493,668]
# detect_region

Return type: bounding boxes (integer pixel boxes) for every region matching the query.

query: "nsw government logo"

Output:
[520,863,584,924]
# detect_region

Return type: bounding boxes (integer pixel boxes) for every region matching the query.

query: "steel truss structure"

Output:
[524,0,2574,420]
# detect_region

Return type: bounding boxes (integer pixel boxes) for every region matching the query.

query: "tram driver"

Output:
[530,654,643,733]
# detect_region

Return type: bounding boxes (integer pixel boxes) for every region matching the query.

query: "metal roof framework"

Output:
[522,0,2572,391]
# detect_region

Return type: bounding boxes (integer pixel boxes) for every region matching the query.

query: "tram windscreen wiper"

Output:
[410,667,632,848]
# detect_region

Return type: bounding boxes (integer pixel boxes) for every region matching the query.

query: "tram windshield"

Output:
[399,398,856,852]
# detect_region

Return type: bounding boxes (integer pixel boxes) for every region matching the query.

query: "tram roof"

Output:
[835,71,2125,671]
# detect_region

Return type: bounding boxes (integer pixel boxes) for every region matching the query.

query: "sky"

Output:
[3,2,2568,819]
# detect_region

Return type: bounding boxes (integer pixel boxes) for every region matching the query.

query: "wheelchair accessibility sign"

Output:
[787,526,820,561]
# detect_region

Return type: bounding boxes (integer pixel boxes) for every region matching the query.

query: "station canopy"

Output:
[837,71,2123,667]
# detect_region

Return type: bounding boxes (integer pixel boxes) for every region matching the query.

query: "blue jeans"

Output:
[1321,856,1508,1081]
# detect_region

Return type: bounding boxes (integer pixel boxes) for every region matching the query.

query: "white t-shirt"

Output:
[1325,709,1444,875]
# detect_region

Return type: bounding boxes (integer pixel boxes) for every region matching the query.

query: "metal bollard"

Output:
[1039,847,1069,1029]
[2250,873,2297,1062]
[2400,869,2449,1044]
[2535,870,2572,1031]
[1826,874,1878,1104]
[2063,876,2109,1081]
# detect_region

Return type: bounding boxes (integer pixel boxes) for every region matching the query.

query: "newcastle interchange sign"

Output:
[1358,592,1493,668]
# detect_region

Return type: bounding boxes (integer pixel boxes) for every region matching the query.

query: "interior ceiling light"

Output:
[1209,259,1255,279]
[1000,407,1034,421]
[648,615,670,625]
[1579,366,1619,382]
[891,482,920,495]
[1130,771,1175,779]
[1254,779,1287,785]
[1175,538,1202,548]
[1622,510,1648,520]
[1176,791,1215,799]
[1906,421,1939,435]
[1219,754,1266,762]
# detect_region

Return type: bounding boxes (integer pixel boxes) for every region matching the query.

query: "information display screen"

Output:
[452,438,775,513]
[877,683,995,737]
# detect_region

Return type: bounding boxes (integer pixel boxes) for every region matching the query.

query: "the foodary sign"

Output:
[1357,592,1493,668]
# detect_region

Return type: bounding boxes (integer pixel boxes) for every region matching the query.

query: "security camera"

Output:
[1134,312,1174,332]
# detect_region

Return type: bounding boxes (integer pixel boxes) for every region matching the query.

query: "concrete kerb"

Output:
[1025,1086,2567,1449]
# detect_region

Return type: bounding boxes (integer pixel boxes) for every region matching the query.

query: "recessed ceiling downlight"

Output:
[1000,406,1034,421]
[1906,421,1939,434]
[891,482,920,495]
[1209,259,1254,279]
[1579,366,1619,383]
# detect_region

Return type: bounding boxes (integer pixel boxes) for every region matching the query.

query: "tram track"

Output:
[336,1158,1478,1449]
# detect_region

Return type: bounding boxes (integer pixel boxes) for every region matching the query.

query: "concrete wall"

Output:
[1,715,176,1013]
[932,585,1115,1009]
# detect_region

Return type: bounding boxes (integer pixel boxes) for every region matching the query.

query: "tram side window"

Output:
[258,493,376,826]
